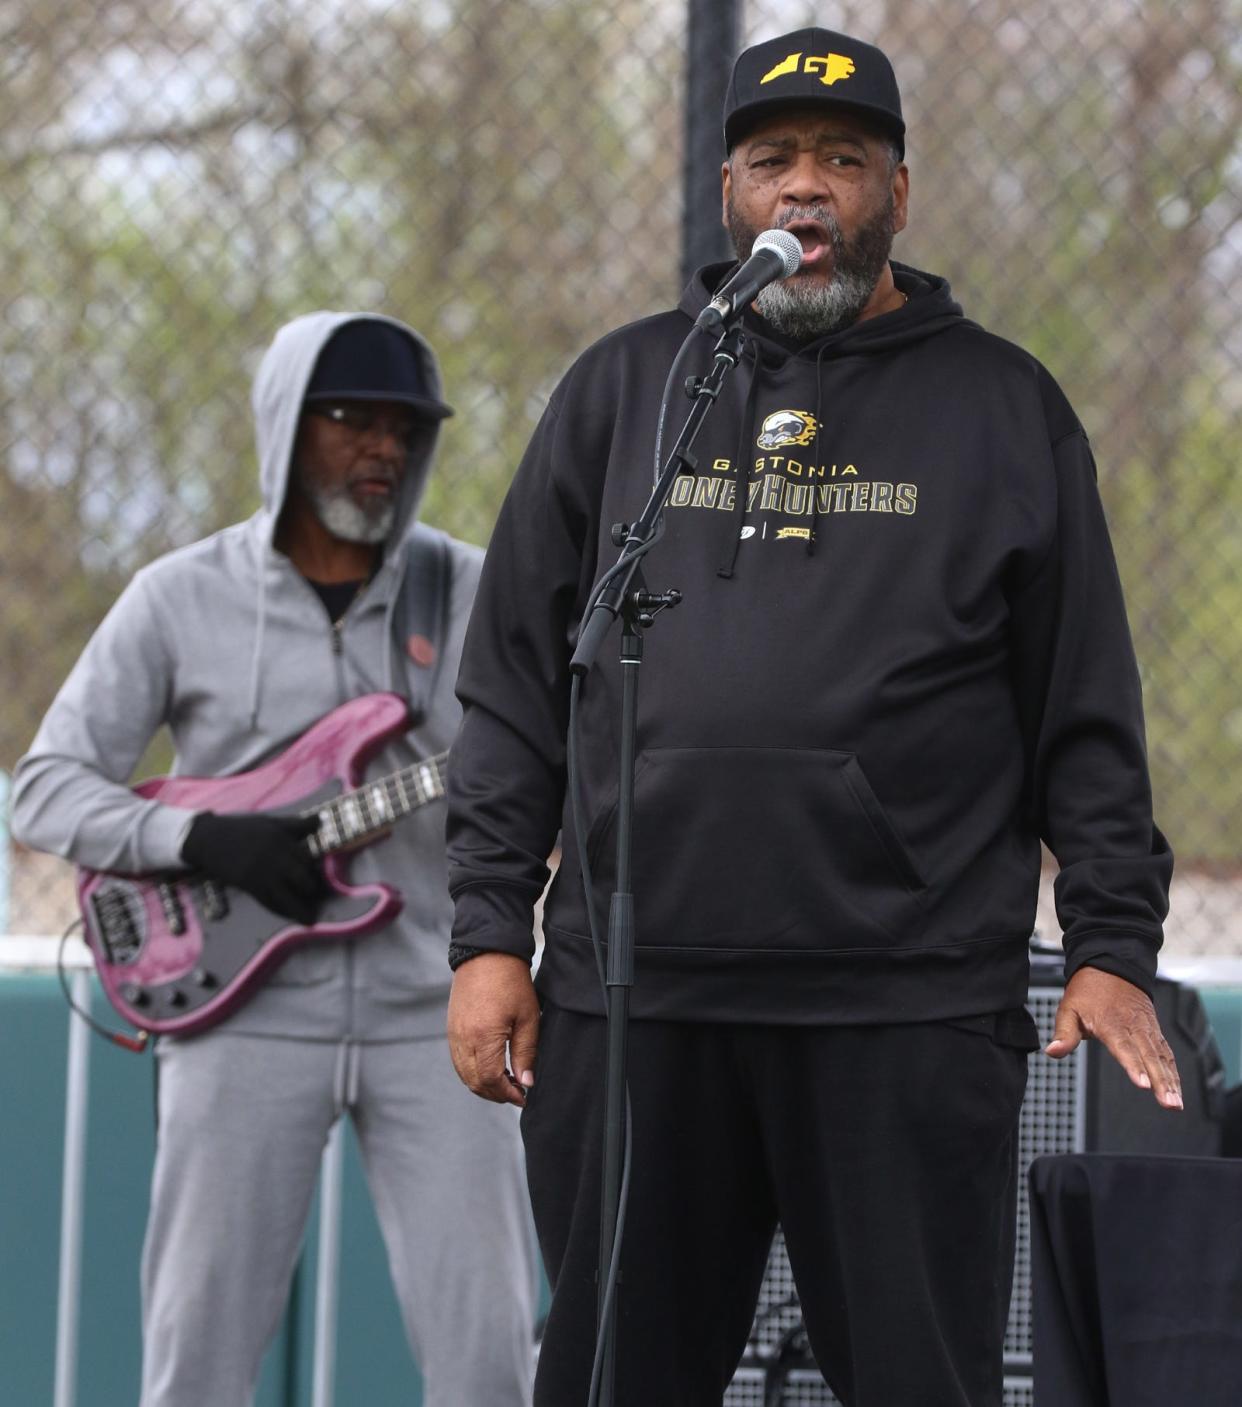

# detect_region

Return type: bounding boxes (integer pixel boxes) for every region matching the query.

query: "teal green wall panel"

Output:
[2,967,1234,1403]
[0,975,305,1405]
[1,974,67,1407]
[1199,988,1242,1085]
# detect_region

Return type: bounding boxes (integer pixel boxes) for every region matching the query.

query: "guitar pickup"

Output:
[199,880,229,922]
[156,881,187,936]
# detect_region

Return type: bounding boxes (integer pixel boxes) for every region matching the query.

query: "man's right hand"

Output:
[180,810,325,925]
[447,952,540,1107]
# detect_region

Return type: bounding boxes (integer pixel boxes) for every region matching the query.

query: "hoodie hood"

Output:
[243,311,449,725]
[250,310,447,553]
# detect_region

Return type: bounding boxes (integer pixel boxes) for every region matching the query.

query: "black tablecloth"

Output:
[1030,1153,1242,1406]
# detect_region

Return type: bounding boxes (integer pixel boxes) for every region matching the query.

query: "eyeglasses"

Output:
[308,402,420,449]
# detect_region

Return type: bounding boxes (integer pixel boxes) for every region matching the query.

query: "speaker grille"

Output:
[725,1366,839,1405]
[745,1227,801,1354]
[725,1366,1035,1405]
[1007,985,1085,1357]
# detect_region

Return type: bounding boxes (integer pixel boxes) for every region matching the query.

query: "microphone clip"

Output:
[627,588,682,629]
[684,374,723,402]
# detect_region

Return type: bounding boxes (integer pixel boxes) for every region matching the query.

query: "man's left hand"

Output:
[1046,965,1182,1109]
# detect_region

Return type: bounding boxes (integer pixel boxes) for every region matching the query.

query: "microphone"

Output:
[695,229,803,333]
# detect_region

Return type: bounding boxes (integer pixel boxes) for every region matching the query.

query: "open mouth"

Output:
[782,219,833,270]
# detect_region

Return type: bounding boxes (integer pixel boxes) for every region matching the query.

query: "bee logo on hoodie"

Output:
[756,410,818,451]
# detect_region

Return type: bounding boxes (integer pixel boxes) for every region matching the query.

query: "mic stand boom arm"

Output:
[568,320,748,1407]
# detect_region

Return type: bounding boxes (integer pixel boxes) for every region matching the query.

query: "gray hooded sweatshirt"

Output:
[12,311,482,1040]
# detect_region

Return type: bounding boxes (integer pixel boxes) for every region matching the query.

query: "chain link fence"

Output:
[3,0,1239,955]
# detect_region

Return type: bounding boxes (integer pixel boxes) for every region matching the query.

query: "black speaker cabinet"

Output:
[725,950,1228,1406]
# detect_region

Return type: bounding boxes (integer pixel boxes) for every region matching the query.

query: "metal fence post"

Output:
[0,770,10,934]
[681,0,741,289]
[311,1117,346,1407]
[54,970,92,1407]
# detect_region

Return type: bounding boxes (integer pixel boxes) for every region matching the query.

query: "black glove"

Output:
[180,811,326,925]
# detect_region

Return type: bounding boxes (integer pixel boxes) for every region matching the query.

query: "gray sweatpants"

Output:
[139,1032,536,1407]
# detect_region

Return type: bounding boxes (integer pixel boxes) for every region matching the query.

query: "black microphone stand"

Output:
[569,319,749,1407]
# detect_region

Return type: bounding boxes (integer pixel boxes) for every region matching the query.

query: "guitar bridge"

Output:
[90,883,146,965]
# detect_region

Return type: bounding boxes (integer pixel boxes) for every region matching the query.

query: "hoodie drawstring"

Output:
[806,342,829,558]
[247,561,268,728]
[382,558,400,694]
[716,352,762,580]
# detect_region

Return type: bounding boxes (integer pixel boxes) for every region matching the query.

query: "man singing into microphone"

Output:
[445,27,1179,1407]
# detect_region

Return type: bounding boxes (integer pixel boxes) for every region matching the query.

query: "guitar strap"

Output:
[394,521,452,726]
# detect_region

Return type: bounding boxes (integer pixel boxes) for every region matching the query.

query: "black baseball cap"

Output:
[723,28,905,158]
[304,320,453,420]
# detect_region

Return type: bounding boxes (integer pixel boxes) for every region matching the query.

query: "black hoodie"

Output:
[446,261,1171,1026]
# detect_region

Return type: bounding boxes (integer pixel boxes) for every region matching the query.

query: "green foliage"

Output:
[1107,403,1242,861]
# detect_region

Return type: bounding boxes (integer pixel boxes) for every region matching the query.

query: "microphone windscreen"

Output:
[753,228,803,277]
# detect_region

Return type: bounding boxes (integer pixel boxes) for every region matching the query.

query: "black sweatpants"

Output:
[522,1005,1029,1407]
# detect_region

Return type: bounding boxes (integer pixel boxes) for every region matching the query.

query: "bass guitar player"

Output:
[11,312,536,1407]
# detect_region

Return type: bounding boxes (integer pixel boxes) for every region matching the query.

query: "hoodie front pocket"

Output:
[589,747,926,953]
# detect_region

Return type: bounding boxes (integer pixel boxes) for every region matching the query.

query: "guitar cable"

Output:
[56,918,150,1053]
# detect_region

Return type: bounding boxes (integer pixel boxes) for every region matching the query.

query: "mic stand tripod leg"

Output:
[596,607,640,1407]
[573,323,738,1406]
[595,574,686,1407]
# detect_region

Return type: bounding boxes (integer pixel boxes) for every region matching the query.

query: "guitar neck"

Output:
[307,752,448,857]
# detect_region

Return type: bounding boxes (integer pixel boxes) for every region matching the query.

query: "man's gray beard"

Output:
[728,196,895,340]
[754,266,879,340]
[305,483,394,545]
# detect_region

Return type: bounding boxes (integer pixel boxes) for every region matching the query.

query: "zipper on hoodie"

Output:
[329,610,353,703]
[282,559,360,682]
[325,586,367,703]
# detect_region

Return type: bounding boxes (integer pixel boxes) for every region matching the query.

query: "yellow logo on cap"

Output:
[760,52,856,87]
[761,52,801,82]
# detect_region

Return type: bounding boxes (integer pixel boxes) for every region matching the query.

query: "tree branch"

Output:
[1,102,271,174]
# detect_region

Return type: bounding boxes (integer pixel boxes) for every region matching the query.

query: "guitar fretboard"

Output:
[305,752,448,857]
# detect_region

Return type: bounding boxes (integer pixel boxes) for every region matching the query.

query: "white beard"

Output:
[305,483,394,545]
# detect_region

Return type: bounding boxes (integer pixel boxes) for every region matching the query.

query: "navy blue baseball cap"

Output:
[723,28,905,158]
[304,320,453,420]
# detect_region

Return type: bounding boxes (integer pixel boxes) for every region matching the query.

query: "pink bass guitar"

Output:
[76,693,446,1037]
